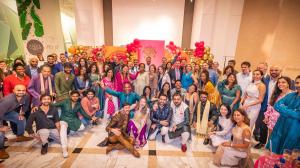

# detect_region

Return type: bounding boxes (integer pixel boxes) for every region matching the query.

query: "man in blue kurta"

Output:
[266,75,300,154]
[100,81,140,118]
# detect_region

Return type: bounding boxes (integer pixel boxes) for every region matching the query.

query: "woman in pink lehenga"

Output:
[114,65,138,92]
[263,76,292,137]
[102,68,119,119]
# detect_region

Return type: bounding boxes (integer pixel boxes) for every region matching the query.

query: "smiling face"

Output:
[270,66,281,79]
[70,93,80,102]
[29,58,38,68]
[227,74,236,84]
[13,85,26,97]
[252,70,262,81]
[233,110,244,124]
[277,78,290,91]
[86,91,95,99]
[124,83,131,93]
[15,65,25,77]
[41,96,52,106]
[80,67,87,75]
[220,105,229,117]
[158,95,167,107]
[41,66,51,78]
[139,98,147,108]
[172,95,182,106]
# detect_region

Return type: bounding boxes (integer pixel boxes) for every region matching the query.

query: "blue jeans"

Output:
[0,132,4,150]
[80,110,101,126]
[2,111,26,136]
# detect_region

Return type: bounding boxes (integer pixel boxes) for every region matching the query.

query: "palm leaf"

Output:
[20,10,27,28]
[22,22,32,40]
[30,7,44,37]
[33,0,40,9]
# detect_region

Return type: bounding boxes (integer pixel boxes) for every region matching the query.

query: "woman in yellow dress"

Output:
[199,70,220,105]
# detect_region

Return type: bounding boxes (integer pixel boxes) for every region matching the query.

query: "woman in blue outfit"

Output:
[181,64,194,90]
[266,75,300,154]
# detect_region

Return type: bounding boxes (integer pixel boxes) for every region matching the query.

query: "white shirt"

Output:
[267,78,277,103]
[237,72,252,96]
[170,102,188,127]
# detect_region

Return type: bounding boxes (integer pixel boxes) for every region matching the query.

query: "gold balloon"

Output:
[205,47,211,53]
[203,54,208,60]
[209,54,214,60]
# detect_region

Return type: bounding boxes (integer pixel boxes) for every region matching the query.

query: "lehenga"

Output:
[214,125,251,166]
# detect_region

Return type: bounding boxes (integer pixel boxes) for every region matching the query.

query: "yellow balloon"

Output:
[203,54,208,60]
[209,54,214,60]
[205,47,211,53]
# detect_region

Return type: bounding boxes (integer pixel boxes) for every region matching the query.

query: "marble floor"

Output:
[0,120,265,168]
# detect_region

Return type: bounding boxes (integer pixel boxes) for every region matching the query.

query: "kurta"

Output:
[54,72,75,101]
[27,74,56,106]
[266,92,300,154]
[134,72,149,96]
[53,99,88,131]
[217,80,242,111]
[105,88,140,108]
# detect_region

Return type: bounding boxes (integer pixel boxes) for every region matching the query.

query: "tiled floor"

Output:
[0,120,264,168]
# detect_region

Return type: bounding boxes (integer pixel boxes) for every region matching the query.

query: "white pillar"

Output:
[75,0,105,46]
[24,0,65,61]
[190,0,244,68]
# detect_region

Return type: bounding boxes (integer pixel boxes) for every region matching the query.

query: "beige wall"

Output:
[112,0,185,46]
[235,0,300,79]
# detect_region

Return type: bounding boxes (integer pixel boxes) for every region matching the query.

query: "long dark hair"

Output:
[161,82,171,100]
[231,108,250,126]
[78,66,89,81]
[142,86,152,100]
[105,68,115,82]
[219,104,232,119]
[225,73,237,90]
[88,62,99,74]
[223,65,234,75]
[269,76,292,106]
[199,70,211,87]
[78,58,88,69]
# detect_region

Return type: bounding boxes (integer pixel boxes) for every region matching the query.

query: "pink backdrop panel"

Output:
[138,40,165,66]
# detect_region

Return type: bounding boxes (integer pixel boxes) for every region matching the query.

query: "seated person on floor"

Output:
[26,94,61,155]
[53,90,89,158]
[148,94,173,142]
[207,104,233,147]
[127,97,150,148]
[213,108,252,167]
[160,93,190,152]
[0,84,33,160]
[98,103,140,158]
[193,91,218,144]
[80,89,101,126]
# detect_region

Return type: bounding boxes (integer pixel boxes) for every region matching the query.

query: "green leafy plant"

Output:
[17,0,44,40]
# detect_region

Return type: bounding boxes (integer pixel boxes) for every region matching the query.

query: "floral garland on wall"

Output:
[17,0,44,40]
[67,39,214,66]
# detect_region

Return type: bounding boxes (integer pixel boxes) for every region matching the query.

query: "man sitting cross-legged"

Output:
[98,103,140,158]
[26,94,61,155]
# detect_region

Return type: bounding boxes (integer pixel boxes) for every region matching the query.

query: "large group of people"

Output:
[0,52,299,167]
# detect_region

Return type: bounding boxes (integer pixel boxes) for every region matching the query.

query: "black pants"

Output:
[254,110,268,144]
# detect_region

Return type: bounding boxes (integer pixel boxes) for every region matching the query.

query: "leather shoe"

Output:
[254,143,265,149]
